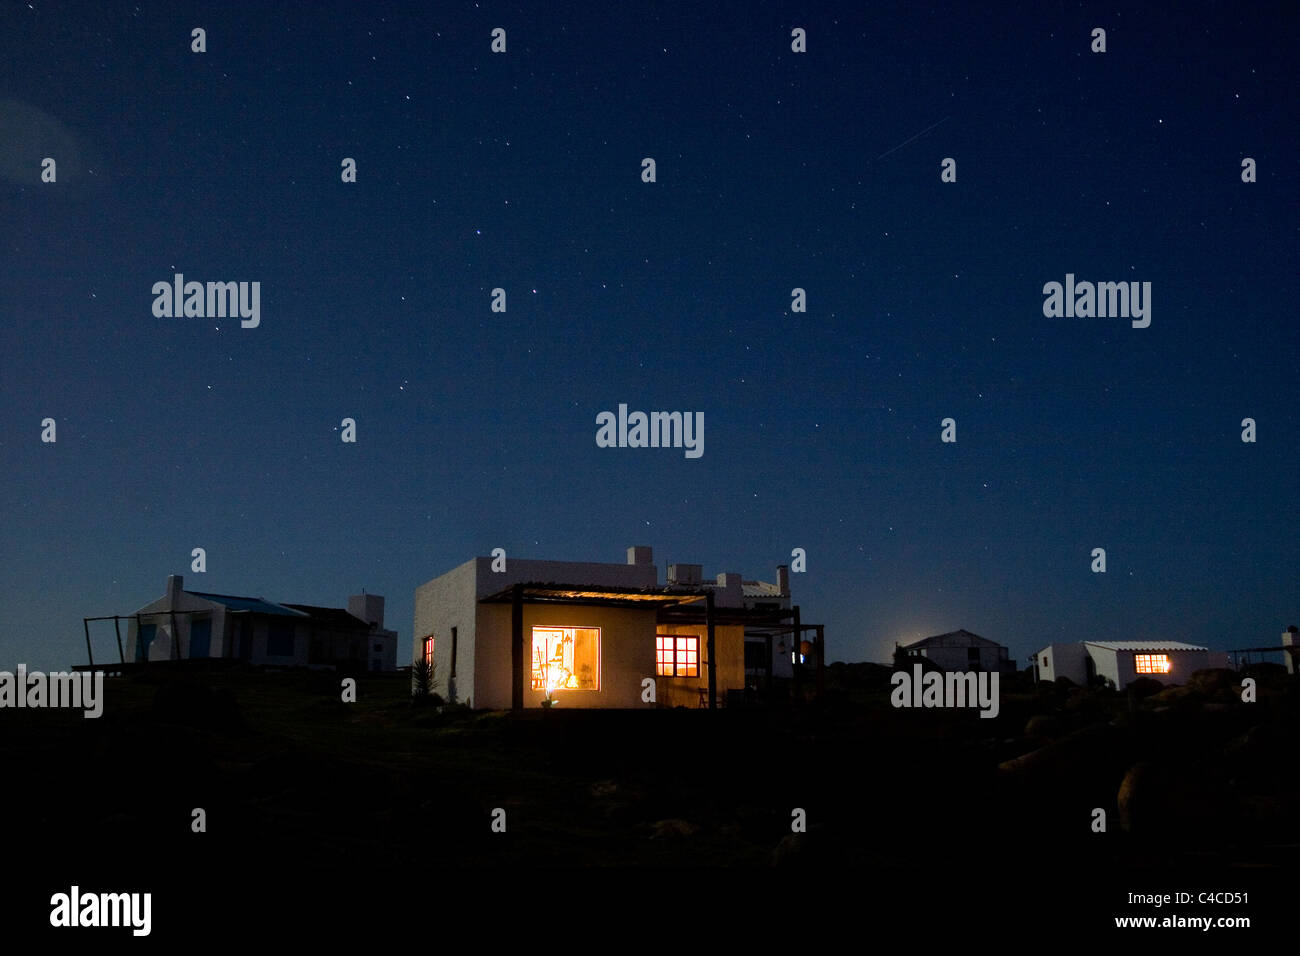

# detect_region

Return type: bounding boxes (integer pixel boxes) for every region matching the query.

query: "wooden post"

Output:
[815,624,825,697]
[765,633,774,699]
[791,606,801,699]
[511,584,524,711]
[705,590,717,710]
[113,616,125,664]
[170,609,181,660]
[82,619,94,668]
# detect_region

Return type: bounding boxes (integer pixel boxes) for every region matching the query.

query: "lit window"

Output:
[532,626,600,692]
[1134,653,1171,674]
[656,635,699,677]
[422,636,434,667]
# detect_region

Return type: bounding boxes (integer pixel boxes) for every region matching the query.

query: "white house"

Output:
[1032,640,1212,690]
[897,629,1013,673]
[123,574,399,671]
[413,546,818,709]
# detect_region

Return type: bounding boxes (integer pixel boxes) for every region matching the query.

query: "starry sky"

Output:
[1,1,1296,673]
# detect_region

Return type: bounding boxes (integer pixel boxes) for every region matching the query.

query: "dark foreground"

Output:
[3,663,1296,941]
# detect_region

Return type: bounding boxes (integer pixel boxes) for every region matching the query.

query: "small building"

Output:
[1032,640,1211,690]
[413,546,821,709]
[896,629,1013,673]
[121,574,398,671]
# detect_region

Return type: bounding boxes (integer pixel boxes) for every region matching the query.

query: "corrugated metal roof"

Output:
[1084,640,1209,652]
[187,592,307,617]
[901,628,1003,649]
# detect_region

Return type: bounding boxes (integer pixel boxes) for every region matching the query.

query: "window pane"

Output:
[533,626,600,691]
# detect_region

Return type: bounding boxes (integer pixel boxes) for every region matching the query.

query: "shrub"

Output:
[411,655,435,698]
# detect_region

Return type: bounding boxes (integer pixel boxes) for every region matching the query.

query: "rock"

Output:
[591,780,619,799]
[1024,714,1063,738]
[1188,669,1237,695]
[1118,760,1230,837]
[651,818,700,839]
[1116,761,1149,832]
[1127,677,1164,700]
[998,722,1114,775]
[771,833,804,867]
[1149,685,1197,706]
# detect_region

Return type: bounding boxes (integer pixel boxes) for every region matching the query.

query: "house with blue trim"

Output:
[124,574,398,671]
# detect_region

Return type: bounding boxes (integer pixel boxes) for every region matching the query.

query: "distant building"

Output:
[1283,626,1300,675]
[897,629,1014,673]
[123,574,398,671]
[1032,640,1211,690]
[414,546,819,709]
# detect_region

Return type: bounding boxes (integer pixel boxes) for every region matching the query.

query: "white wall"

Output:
[126,589,227,661]
[917,645,1007,672]
[413,557,479,703]
[1091,646,1210,690]
[473,602,660,709]
[1036,643,1090,684]
[471,556,659,597]
[414,554,664,705]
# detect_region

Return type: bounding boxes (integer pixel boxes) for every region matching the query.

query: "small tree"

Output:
[412,654,435,698]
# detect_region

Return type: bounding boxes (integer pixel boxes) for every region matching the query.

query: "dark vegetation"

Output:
[4,661,1296,903]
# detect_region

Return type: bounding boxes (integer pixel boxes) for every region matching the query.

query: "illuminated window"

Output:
[422,636,434,668]
[1134,653,1171,674]
[656,635,699,677]
[532,626,600,692]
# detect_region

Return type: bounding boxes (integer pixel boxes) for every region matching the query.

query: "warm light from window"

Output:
[532,626,600,692]
[422,636,434,668]
[1135,653,1171,674]
[656,635,698,677]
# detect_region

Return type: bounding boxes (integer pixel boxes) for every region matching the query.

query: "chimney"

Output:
[627,546,653,566]
[167,574,183,606]
[715,572,742,606]
[668,563,702,586]
[776,565,790,595]
[349,593,385,630]
[1283,626,1299,676]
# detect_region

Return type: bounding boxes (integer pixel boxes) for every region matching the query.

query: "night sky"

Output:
[2,1,1296,673]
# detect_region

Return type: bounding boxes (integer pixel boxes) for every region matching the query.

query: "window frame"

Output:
[1134,653,1171,674]
[531,625,601,692]
[656,633,700,678]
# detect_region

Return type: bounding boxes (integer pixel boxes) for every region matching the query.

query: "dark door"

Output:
[237,617,252,659]
[190,619,211,658]
[137,623,156,661]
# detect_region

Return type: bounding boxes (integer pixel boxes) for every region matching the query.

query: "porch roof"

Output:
[478,582,708,609]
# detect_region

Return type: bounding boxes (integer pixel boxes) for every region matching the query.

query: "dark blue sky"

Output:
[2,1,1296,671]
